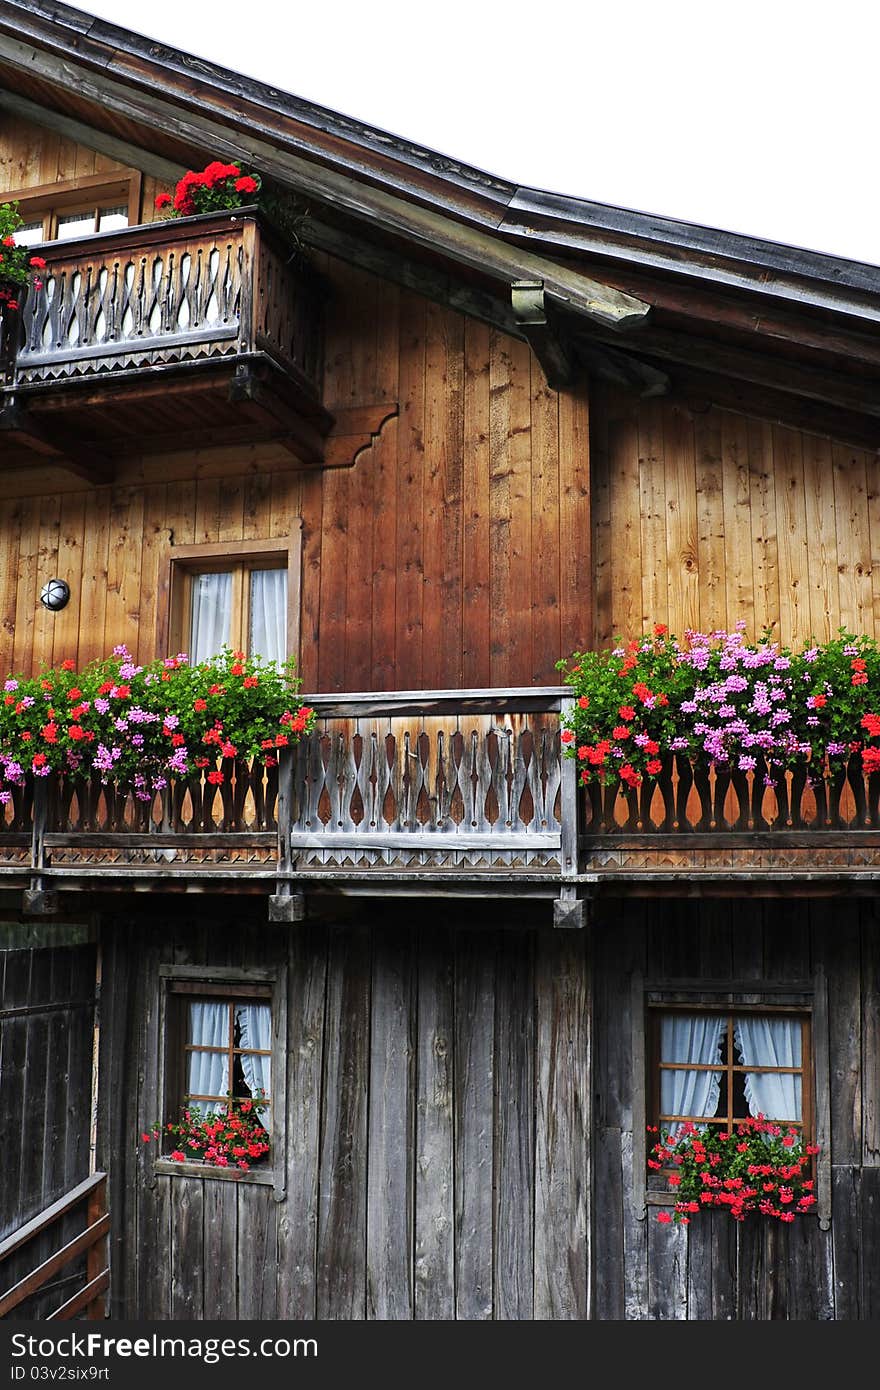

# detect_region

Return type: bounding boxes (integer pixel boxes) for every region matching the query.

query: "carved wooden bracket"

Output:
[322,402,399,469]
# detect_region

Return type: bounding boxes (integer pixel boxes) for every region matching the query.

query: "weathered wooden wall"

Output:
[592,383,880,651]
[593,898,880,1320]
[97,907,590,1321]
[0,935,97,1316]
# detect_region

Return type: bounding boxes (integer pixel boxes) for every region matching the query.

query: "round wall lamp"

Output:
[40,578,71,612]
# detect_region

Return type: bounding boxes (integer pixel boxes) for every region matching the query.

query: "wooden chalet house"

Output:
[1,0,879,1323]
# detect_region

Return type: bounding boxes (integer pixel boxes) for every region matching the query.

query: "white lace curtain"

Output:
[185,1000,229,1115]
[734,1016,802,1123]
[184,1000,271,1115]
[660,1012,803,1138]
[249,569,287,666]
[236,1002,272,1099]
[189,572,231,663]
[188,567,287,665]
[660,1014,725,1140]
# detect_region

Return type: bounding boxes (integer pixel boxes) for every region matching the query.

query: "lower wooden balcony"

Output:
[4,692,880,918]
[0,689,578,919]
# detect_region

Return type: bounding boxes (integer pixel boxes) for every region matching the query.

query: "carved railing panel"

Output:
[289,694,566,871]
[0,759,279,873]
[582,753,878,835]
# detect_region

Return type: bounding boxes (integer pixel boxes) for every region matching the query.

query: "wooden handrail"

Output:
[0,1173,109,1320]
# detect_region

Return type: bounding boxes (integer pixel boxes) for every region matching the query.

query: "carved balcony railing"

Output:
[0,690,579,916]
[286,689,574,884]
[582,750,880,885]
[0,756,284,912]
[0,209,331,469]
[7,716,880,906]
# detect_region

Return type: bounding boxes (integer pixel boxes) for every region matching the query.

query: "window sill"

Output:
[153,1157,278,1187]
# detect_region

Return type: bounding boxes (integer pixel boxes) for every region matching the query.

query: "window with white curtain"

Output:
[651,1007,811,1143]
[182,994,272,1115]
[158,974,282,1181]
[186,564,288,665]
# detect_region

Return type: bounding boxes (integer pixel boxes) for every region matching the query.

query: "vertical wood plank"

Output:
[32,493,61,673]
[462,321,492,687]
[317,467,350,691]
[316,926,370,1319]
[11,496,39,676]
[170,1180,204,1319]
[533,931,590,1319]
[720,412,755,636]
[638,397,668,632]
[558,385,591,658]
[664,402,700,637]
[453,930,496,1320]
[608,398,642,639]
[49,492,86,669]
[833,441,873,635]
[413,927,455,1319]
[237,1185,277,1319]
[748,418,779,639]
[529,360,561,682]
[202,1180,238,1318]
[694,410,726,633]
[494,930,535,1319]
[344,452,375,691]
[803,434,840,643]
[366,929,415,1319]
[369,420,399,691]
[103,487,144,658]
[277,925,327,1319]
[78,489,111,668]
[395,291,426,687]
[773,425,809,648]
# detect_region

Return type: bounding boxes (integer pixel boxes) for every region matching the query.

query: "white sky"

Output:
[72,0,880,267]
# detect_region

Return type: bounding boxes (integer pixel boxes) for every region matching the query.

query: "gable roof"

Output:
[1,0,879,447]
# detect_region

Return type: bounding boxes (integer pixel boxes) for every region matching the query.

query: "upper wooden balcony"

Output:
[3,690,880,921]
[0,208,331,479]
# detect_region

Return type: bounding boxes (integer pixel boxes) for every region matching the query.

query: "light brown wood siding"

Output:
[0,115,130,193]
[592,383,880,651]
[0,456,304,676]
[301,268,591,691]
[0,253,590,691]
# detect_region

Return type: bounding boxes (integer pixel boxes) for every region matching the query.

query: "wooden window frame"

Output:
[630,973,831,1229]
[159,532,301,669]
[154,964,287,1194]
[3,172,142,243]
[648,1004,813,1143]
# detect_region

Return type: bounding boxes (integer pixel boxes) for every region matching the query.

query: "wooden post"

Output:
[23,773,58,916]
[555,698,585,927]
[85,1177,108,1320]
[269,745,304,921]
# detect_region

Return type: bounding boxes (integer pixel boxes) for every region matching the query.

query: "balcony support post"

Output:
[269,746,304,922]
[23,774,58,916]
